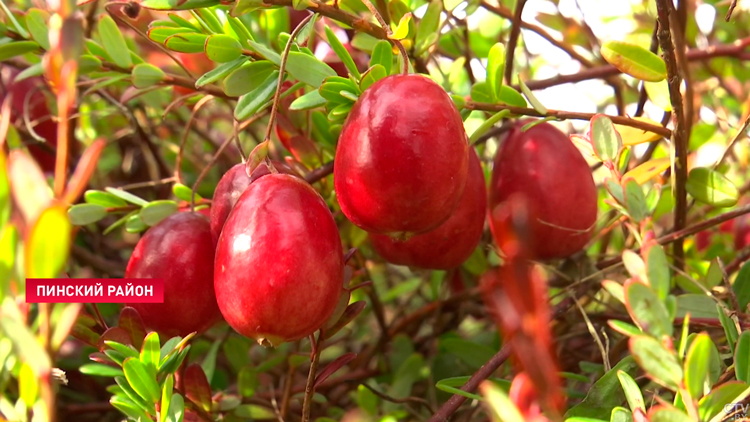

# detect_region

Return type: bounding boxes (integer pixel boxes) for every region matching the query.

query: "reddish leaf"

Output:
[89,351,115,365]
[63,138,105,204]
[7,149,52,224]
[97,327,133,350]
[184,363,212,412]
[314,352,357,388]
[72,323,100,348]
[118,306,146,350]
[322,300,366,340]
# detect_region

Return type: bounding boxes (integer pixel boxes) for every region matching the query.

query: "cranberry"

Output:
[488,120,598,260]
[369,148,486,269]
[210,163,252,245]
[334,74,469,237]
[125,212,222,337]
[214,174,344,346]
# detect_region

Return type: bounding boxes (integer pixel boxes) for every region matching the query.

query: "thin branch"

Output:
[715,113,750,168]
[464,101,672,137]
[656,0,689,271]
[503,0,527,84]
[302,336,322,422]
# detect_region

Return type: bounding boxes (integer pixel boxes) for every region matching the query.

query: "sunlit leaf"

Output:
[629,335,682,390]
[98,15,133,68]
[601,40,666,82]
[686,167,738,207]
[26,205,71,279]
[622,158,670,185]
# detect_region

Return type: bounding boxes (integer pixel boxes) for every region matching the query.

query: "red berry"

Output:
[369,148,486,269]
[125,212,222,338]
[488,120,598,260]
[214,174,344,346]
[210,163,252,245]
[334,74,469,237]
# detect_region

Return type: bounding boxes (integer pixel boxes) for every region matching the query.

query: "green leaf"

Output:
[735,331,750,383]
[223,60,276,97]
[698,382,750,421]
[247,40,281,65]
[718,304,739,354]
[195,56,246,87]
[441,338,496,370]
[646,245,670,300]
[608,320,642,337]
[590,114,623,163]
[0,0,28,38]
[15,61,44,81]
[110,395,151,421]
[0,41,40,61]
[565,356,638,419]
[625,281,673,338]
[0,152,6,229]
[161,374,174,422]
[289,89,326,111]
[166,393,185,422]
[139,200,178,226]
[435,376,484,401]
[132,63,166,88]
[325,26,360,80]
[684,333,712,400]
[649,407,692,422]
[624,179,648,223]
[172,184,202,202]
[123,357,161,403]
[147,27,188,44]
[617,370,644,412]
[0,226,18,289]
[600,40,667,82]
[238,366,258,397]
[360,64,388,91]
[415,0,441,55]
[285,51,337,88]
[735,262,750,312]
[469,109,511,143]
[201,337,222,383]
[370,40,393,75]
[165,33,209,53]
[675,294,718,319]
[486,43,505,102]
[105,187,149,206]
[234,70,280,120]
[115,376,153,413]
[98,15,133,68]
[231,0,265,17]
[141,332,161,377]
[140,0,221,10]
[704,259,723,290]
[357,384,379,415]
[686,167,739,207]
[519,77,547,114]
[205,34,243,63]
[194,8,223,34]
[104,340,140,359]
[497,85,527,107]
[610,407,633,422]
[25,9,50,50]
[482,381,524,422]
[68,203,107,225]
[79,363,124,377]
[629,335,682,390]
[226,16,254,47]
[26,205,71,278]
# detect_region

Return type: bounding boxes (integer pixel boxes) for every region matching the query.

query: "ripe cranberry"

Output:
[488,120,598,260]
[0,68,57,173]
[369,148,486,269]
[214,174,344,346]
[210,163,252,245]
[334,74,469,237]
[125,212,222,338]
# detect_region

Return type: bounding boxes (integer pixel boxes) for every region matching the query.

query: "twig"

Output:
[715,113,750,168]
[597,203,750,269]
[359,0,409,74]
[304,161,334,184]
[302,336,322,422]
[175,95,215,184]
[263,13,315,145]
[655,0,689,271]
[464,101,671,137]
[358,382,436,413]
[726,0,738,21]
[190,121,241,210]
[503,0,527,84]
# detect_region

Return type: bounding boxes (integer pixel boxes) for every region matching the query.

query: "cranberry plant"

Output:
[1,0,750,422]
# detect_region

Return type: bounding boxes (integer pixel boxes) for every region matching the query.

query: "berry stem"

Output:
[262,12,316,145]
[301,335,322,422]
[360,0,409,75]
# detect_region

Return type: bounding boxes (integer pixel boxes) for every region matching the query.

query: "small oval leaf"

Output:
[601,41,667,82]
[686,167,739,207]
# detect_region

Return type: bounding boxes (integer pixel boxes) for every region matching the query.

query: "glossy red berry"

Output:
[125,212,222,338]
[369,148,486,269]
[214,174,344,346]
[334,74,469,237]
[489,120,598,260]
[210,163,252,245]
